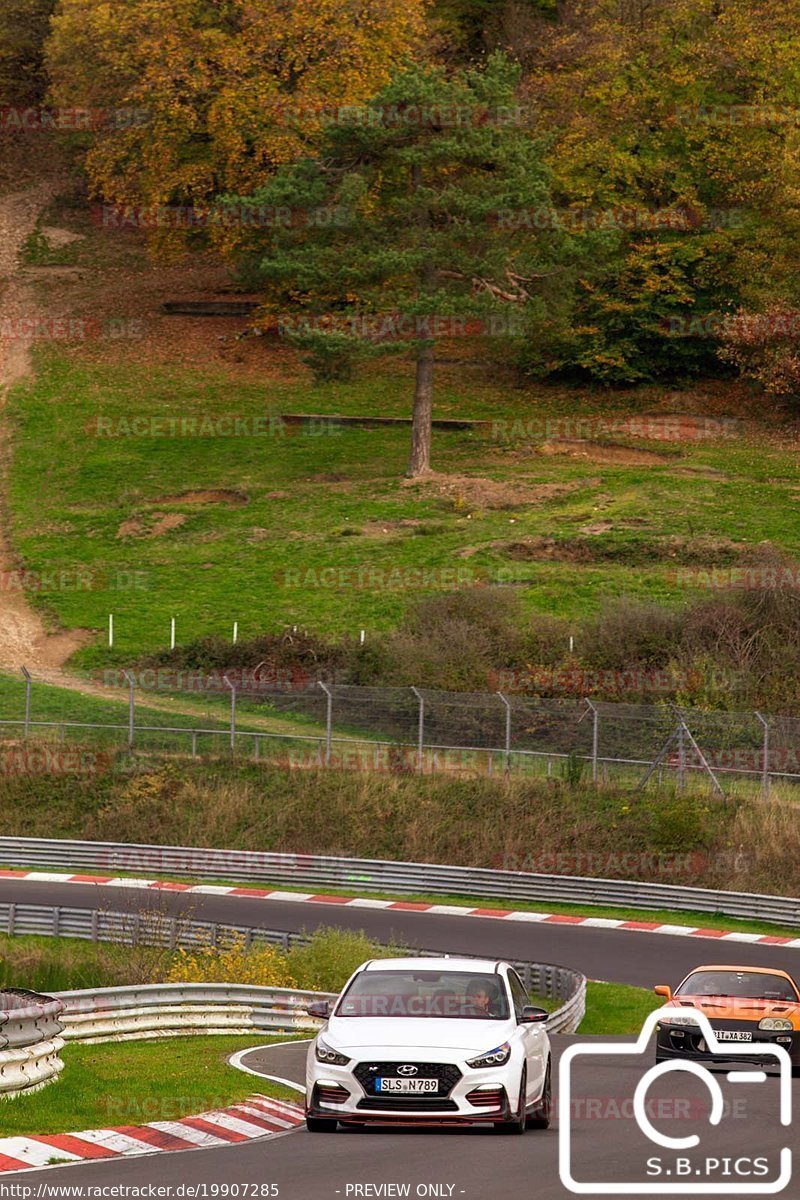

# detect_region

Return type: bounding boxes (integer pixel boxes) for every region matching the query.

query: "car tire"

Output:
[494,1068,527,1135]
[527,1059,552,1130]
[306,1116,339,1133]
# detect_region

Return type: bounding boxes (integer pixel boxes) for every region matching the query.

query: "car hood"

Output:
[669,997,800,1021]
[326,1015,514,1054]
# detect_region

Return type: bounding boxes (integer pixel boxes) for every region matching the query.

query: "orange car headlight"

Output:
[759,1018,793,1031]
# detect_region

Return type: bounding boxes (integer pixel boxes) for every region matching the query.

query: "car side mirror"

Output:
[520,1005,549,1024]
[654,986,672,1001]
[306,1000,332,1019]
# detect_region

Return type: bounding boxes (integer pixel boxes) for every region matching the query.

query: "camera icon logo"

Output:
[559,1006,792,1195]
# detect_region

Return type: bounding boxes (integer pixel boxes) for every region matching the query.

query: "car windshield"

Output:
[335,970,511,1019]
[676,971,798,1001]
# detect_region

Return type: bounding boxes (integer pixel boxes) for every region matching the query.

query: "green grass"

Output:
[0,669,328,745]
[0,933,168,992]
[7,351,800,665]
[1,998,660,1138]
[0,1036,299,1137]
[581,981,662,1035]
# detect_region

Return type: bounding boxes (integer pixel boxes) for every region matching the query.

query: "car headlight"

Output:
[659,1013,699,1027]
[759,1018,793,1032]
[467,1042,511,1068]
[315,1036,350,1066]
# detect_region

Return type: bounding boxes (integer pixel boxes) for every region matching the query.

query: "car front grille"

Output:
[353,1060,463,1107]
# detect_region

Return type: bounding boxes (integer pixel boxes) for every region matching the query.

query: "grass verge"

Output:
[0,1036,300,1138]
[581,982,662,1035]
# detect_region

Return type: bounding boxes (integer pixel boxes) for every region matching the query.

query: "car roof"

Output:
[361,957,502,974]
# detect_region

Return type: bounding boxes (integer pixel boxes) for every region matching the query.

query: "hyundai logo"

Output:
[397,1064,418,1076]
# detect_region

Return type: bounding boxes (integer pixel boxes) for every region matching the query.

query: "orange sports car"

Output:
[654,964,800,1070]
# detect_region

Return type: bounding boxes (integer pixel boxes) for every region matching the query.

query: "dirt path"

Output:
[0,183,90,669]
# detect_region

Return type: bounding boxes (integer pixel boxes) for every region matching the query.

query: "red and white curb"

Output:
[5,868,800,948]
[0,1095,304,1174]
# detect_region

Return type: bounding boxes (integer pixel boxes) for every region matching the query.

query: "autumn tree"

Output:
[44,0,426,234]
[231,54,576,476]
[0,0,55,105]
[515,0,800,383]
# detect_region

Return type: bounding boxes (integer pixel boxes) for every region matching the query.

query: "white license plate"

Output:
[376,1078,438,1093]
[715,1031,753,1042]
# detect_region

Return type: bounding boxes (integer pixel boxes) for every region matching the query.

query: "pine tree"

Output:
[233,54,570,476]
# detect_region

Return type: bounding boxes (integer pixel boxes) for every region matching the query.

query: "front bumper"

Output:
[306,1056,519,1125]
[656,1022,800,1066]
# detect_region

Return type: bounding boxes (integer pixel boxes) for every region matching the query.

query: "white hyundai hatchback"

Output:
[304,956,551,1133]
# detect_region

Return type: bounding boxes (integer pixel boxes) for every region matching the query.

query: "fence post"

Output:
[755,712,770,795]
[411,687,424,773]
[677,720,685,792]
[122,669,135,748]
[319,682,333,766]
[497,691,511,774]
[584,698,599,783]
[224,675,237,753]
[20,666,31,738]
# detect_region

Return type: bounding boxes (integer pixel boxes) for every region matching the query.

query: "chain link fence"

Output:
[0,667,798,794]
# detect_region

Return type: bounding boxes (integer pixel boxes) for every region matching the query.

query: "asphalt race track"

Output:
[2,877,799,1198]
[3,877,798,987]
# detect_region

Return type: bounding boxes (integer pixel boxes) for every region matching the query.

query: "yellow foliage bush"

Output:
[166,938,297,989]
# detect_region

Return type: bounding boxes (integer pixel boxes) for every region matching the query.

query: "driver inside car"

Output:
[464,978,500,1016]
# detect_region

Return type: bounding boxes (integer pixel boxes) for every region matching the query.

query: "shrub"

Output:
[166,938,296,988]
[581,601,684,671]
[285,928,406,993]
[718,307,800,404]
[164,928,405,993]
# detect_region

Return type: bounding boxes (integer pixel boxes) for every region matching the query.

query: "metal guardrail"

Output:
[54,973,585,1043]
[56,984,335,1043]
[0,901,307,951]
[0,902,585,1036]
[2,836,798,928]
[0,989,65,1097]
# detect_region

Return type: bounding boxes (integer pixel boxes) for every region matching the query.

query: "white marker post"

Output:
[360,629,365,644]
[233,621,238,644]
[170,617,176,650]
[108,614,114,648]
